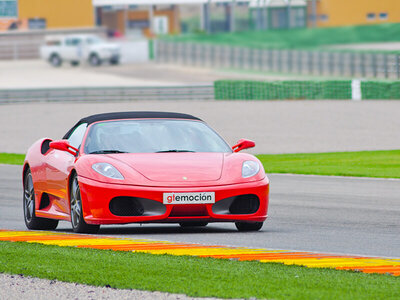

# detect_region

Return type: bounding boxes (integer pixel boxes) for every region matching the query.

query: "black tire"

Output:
[70,174,100,234]
[49,54,62,67]
[23,168,58,230]
[70,61,80,67]
[179,222,208,228]
[235,221,263,232]
[110,58,120,65]
[88,53,101,66]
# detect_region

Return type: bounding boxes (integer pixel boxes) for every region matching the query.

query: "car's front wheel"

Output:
[235,221,263,232]
[23,168,58,230]
[70,174,100,234]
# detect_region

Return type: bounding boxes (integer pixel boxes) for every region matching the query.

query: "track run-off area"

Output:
[1,164,400,264]
[1,230,400,277]
[1,62,400,295]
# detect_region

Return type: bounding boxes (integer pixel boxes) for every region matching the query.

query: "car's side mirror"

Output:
[232,139,255,152]
[49,140,79,156]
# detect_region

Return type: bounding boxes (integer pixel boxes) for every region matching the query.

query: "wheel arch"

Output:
[68,169,78,201]
[23,163,30,177]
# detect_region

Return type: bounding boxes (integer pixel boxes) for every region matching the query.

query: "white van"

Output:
[40,34,121,67]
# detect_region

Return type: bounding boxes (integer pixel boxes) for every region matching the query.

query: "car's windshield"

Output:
[83,119,232,154]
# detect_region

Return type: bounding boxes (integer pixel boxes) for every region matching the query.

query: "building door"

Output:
[270,7,288,29]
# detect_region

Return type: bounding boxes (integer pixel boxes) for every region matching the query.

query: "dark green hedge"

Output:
[214,80,352,100]
[215,80,400,100]
[361,81,400,99]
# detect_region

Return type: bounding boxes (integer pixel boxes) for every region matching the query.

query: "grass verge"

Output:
[167,23,400,50]
[2,150,400,179]
[0,153,25,165]
[257,150,400,178]
[0,241,399,299]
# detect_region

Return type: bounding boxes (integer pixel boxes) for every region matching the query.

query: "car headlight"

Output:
[92,163,124,180]
[242,161,260,178]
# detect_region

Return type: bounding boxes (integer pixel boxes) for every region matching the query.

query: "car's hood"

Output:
[77,152,266,187]
[111,153,224,182]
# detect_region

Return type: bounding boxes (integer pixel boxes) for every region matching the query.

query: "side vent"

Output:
[41,139,52,155]
[39,193,50,209]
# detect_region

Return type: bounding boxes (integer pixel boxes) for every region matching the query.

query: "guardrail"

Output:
[156,41,400,80]
[0,86,215,104]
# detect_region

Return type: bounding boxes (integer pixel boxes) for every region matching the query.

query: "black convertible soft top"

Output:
[63,111,202,139]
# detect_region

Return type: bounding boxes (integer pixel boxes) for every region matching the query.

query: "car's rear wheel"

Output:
[179,222,208,228]
[23,168,58,230]
[235,221,263,232]
[88,54,101,66]
[49,54,62,67]
[110,58,120,65]
[70,174,100,234]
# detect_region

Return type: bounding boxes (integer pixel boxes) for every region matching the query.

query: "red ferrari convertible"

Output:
[23,112,269,233]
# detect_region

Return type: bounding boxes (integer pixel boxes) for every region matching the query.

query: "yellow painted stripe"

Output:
[136,248,269,256]
[28,239,172,246]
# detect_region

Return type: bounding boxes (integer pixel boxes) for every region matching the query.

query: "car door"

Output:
[44,123,88,216]
[63,37,82,61]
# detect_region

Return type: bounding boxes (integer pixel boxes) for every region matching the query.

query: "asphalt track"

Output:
[1,164,399,258]
[2,100,400,154]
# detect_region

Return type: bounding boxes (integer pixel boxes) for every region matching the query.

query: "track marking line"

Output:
[1,229,399,276]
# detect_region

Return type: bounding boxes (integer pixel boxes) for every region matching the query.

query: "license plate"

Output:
[163,192,215,204]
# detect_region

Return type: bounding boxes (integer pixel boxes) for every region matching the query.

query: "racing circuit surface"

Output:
[1,164,399,258]
[1,61,400,274]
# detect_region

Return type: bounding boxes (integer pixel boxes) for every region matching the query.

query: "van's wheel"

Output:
[88,54,101,66]
[70,174,100,234]
[179,222,208,227]
[235,221,263,232]
[110,58,120,65]
[23,168,58,230]
[70,61,80,67]
[49,54,62,67]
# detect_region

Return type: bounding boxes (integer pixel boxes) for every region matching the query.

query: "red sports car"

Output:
[23,112,269,233]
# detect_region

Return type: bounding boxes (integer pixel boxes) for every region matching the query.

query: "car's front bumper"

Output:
[78,176,269,225]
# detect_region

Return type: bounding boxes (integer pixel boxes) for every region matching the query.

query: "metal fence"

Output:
[0,39,41,60]
[0,86,214,104]
[156,41,400,80]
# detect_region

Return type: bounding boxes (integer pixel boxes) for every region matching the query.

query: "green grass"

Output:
[2,150,400,178]
[0,241,399,299]
[0,153,25,165]
[257,150,400,178]
[166,23,400,50]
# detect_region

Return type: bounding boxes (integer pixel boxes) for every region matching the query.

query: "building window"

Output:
[319,14,329,21]
[28,18,46,29]
[290,7,306,28]
[366,13,376,21]
[379,13,388,20]
[0,0,17,17]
